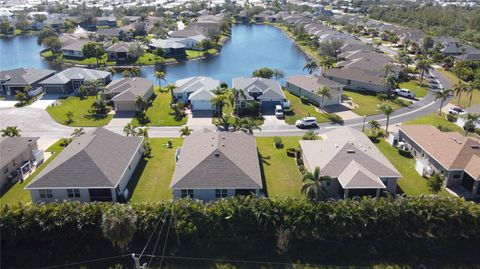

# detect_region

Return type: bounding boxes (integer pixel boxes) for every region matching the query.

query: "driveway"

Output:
[187,110,214,127]
[0,100,18,108]
[28,94,60,109]
[263,115,286,126]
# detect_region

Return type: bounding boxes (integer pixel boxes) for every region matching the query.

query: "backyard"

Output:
[398,79,429,98]
[135,53,176,65]
[46,96,113,126]
[128,138,183,202]
[345,90,411,116]
[0,140,65,205]
[186,49,218,59]
[283,91,331,125]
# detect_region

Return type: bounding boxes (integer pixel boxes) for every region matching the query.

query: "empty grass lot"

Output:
[186,49,218,59]
[46,96,113,126]
[128,138,183,202]
[131,88,187,126]
[283,91,331,125]
[256,137,303,198]
[404,113,464,133]
[345,90,409,116]
[0,140,65,205]
[399,79,429,98]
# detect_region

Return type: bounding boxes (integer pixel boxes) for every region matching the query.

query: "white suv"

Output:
[395,88,416,98]
[275,105,284,118]
[295,117,318,128]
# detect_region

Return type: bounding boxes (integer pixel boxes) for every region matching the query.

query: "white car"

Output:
[275,105,284,118]
[395,88,416,98]
[295,117,317,128]
[448,107,465,115]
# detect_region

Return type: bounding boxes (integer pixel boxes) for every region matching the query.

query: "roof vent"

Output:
[450,137,462,144]
[471,145,480,149]
[214,153,220,157]
[347,149,356,154]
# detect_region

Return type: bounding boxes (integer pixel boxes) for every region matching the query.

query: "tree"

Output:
[229,88,246,108]
[211,94,228,115]
[1,126,21,137]
[135,96,148,115]
[214,113,232,131]
[301,166,332,202]
[71,128,85,138]
[384,75,398,97]
[463,113,480,136]
[137,127,149,138]
[155,71,166,88]
[127,42,144,59]
[37,29,58,46]
[415,59,432,86]
[428,173,444,194]
[121,70,131,78]
[452,81,467,106]
[434,89,452,116]
[317,86,331,109]
[378,104,393,135]
[302,130,318,140]
[318,39,344,58]
[166,84,176,102]
[0,22,10,35]
[369,120,381,135]
[65,111,74,124]
[101,204,137,251]
[34,14,47,23]
[303,59,318,75]
[123,123,137,137]
[42,36,61,50]
[53,54,64,69]
[273,69,284,81]
[252,67,274,79]
[179,126,193,137]
[15,88,29,106]
[319,56,335,71]
[155,47,165,58]
[82,42,105,67]
[239,117,261,135]
[465,80,479,108]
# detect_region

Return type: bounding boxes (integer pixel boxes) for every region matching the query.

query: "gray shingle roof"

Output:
[107,77,153,102]
[232,77,285,101]
[287,75,344,93]
[0,137,39,168]
[39,67,111,85]
[0,68,55,86]
[174,76,219,100]
[170,131,263,189]
[26,128,143,189]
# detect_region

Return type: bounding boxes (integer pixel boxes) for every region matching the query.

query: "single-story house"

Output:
[236,10,249,23]
[96,28,127,40]
[300,127,401,199]
[170,130,263,201]
[61,39,89,58]
[173,76,219,110]
[149,39,186,57]
[0,68,55,96]
[44,18,65,30]
[323,67,388,93]
[232,77,288,112]
[170,35,207,50]
[40,67,111,94]
[96,16,117,27]
[26,128,144,203]
[1,137,42,188]
[106,42,138,61]
[286,75,344,107]
[456,105,480,129]
[104,77,154,112]
[169,25,205,38]
[399,125,480,198]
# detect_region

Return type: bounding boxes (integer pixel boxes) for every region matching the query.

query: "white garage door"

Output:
[192,100,212,110]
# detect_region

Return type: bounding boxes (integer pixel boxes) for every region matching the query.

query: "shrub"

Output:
[303,130,318,140]
[446,113,458,122]
[273,136,283,148]
[326,113,344,124]
[286,147,296,157]
[476,128,480,136]
[437,124,451,132]
[296,157,303,166]
[300,95,310,104]
[398,148,413,158]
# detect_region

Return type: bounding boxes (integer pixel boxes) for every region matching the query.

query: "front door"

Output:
[72,81,82,92]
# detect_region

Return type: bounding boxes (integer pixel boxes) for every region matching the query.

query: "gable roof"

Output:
[106,77,153,102]
[106,42,136,53]
[39,67,111,85]
[174,76,219,97]
[232,77,285,101]
[0,68,55,86]
[287,75,344,93]
[170,25,205,38]
[0,137,39,168]
[26,128,143,189]
[323,67,385,86]
[170,131,262,189]
[150,38,186,49]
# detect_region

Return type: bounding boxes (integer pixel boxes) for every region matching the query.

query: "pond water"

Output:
[0,24,308,84]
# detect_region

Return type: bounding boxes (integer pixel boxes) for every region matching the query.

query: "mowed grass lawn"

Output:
[399,79,429,98]
[46,96,113,126]
[345,90,409,116]
[131,88,187,126]
[284,91,330,125]
[128,138,182,202]
[0,140,65,205]
[374,139,451,197]
[256,137,303,198]
[186,49,218,59]
[404,113,464,133]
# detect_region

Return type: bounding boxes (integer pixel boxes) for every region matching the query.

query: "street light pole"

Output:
[362,115,366,132]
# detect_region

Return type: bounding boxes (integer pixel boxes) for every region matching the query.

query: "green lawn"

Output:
[64,53,116,66]
[435,68,480,107]
[404,113,464,133]
[40,50,54,58]
[399,79,429,98]
[47,96,113,127]
[129,138,183,202]
[135,53,176,65]
[345,90,410,116]
[284,91,331,125]
[256,137,303,198]
[185,49,218,59]
[0,140,65,205]
[373,138,451,197]
[131,88,187,126]
[436,68,463,85]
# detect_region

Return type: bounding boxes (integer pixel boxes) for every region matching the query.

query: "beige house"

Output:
[104,77,154,112]
[1,137,41,188]
[286,75,344,107]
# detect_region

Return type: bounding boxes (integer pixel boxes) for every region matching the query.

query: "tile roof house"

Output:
[170,130,263,201]
[39,67,111,94]
[286,75,344,107]
[0,68,55,96]
[232,77,288,112]
[399,125,480,199]
[26,128,144,203]
[174,76,220,111]
[104,77,154,112]
[300,127,400,198]
[1,137,41,188]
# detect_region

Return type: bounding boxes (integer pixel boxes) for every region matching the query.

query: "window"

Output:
[453,172,462,179]
[39,189,53,198]
[325,181,331,187]
[181,189,193,198]
[67,189,81,198]
[215,189,228,198]
[3,167,8,175]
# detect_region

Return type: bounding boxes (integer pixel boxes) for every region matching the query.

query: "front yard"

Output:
[403,113,464,133]
[345,90,411,116]
[398,79,429,98]
[283,91,331,125]
[0,140,65,205]
[131,88,187,126]
[256,137,303,198]
[46,96,113,127]
[128,138,183,202]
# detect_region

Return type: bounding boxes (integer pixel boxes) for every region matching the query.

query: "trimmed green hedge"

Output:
[2,196,480,267]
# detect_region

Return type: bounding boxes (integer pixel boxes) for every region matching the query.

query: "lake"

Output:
[0,24,308,84]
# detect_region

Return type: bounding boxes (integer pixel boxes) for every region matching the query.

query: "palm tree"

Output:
[301,166,332,202]
[434,89,452,116]
[1,126,21,137]
[383,75,398,97]
[303,59,319,75]
[135,96,148,114]
[369,120,381,135]
[214,113,232,131]
[211,94,228,115]
[87,79,105,101]
[383,63,395,78]
[179,126,193,137]
[154,71,166,88]
[71,128,85,138]
[463,113,479,136]
[273,69,284,80]
[65,110,74,124]
[123,123,137,137]
[415,59,432,86]
[165,84,176,102]
[317,86,331,109]
[319,56,335,71]
[229,88,246,109]
[137,127,149,138]
[465,81,479,108]
[452,81,467,106]
[239,117,261,135]
[378,104,393,135]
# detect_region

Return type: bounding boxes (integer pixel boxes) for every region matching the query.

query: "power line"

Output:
[147,210,169,268]
[138,209,168,260]
[158,208,174,269]
[35,254,130,269]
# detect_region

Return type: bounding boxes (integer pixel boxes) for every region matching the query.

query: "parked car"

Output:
[295,117,317,128]
[448,106,465,115]
[275,105,284,118]
[394,88,416,98]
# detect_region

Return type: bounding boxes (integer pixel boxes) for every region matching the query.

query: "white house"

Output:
[173,76,220,111]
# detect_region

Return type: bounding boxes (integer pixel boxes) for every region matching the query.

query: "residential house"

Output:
[26,128,144,203]
[286,75,344,107]
[173,76,220,111]
[191,14,224,34]
[149,39,186,57]
[169,25,208,49]
[96,16,117,27]
[1,137,41,188]
[60,38,89,58]
[103,77,154,112]
[254,10,275,22]
[0,68,55,96]
[40,67,111,94]
[96,28,127,40]
[456,105,480,129]
[300,127,401,198]
[398,125,480,198]
[232,77,288,112]
[44,18,66,30]
[106,42,138,61]
[236,10,249,23]
[25,20,44,30]
[122,16,140,24]
[170,130,263,201]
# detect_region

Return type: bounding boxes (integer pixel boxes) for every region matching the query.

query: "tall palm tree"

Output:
[135,96,148,114]
[301,166,332,202]
[434,89,452,116]
[463,113,479,136]
[179,126,193,137]
[383,75,398,97]
[465,81,479,108]
[317,86,331,109]
[165,84,176,102]
[240,117,261,135]
[137,127,149,138]
[229,88,246,109]
[383,63,395,78]
[1,126,21,137]
[369,120,381,135]
[378,104,393,135]
[123,123,137,137]
[303,59,319,75]
[211,94,228,115]
[88,79,105,101]
[415,59,432,86]
[273,69,284,81]
[452,81,467,106]
[154,71,166,88]
[214,113,232,131]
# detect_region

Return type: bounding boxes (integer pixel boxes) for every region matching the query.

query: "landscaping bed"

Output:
[46,96,113,127]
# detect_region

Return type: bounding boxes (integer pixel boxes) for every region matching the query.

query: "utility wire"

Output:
[158,207,174,269]
[146,209,169,268]
[138,208,168,260]
[35,254,130,269]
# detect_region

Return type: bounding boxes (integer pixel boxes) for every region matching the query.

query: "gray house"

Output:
[173,76,220,111]
[0,68,55,96]
[40,67,112,94]
[104,77,154,112]
[170,130,263,201]
[286,75,344,107]
[300,127,400,198]
[1,137,41,188]
[232,77,288,112]
[26,128,144,203]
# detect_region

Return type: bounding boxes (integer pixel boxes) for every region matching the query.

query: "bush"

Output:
[300,95,310,104]
[446,113,458,122]
[296,157,303,166]
[273,136,283,148]
[286,147,296,157]
[326,113,344,124]
[398,148,413,158]
[476,128,480,136]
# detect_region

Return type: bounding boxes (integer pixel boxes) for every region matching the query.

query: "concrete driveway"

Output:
[187,110,214,127]
[263,115,286,126]
[28,94,60,110]
[0,100,18,108]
